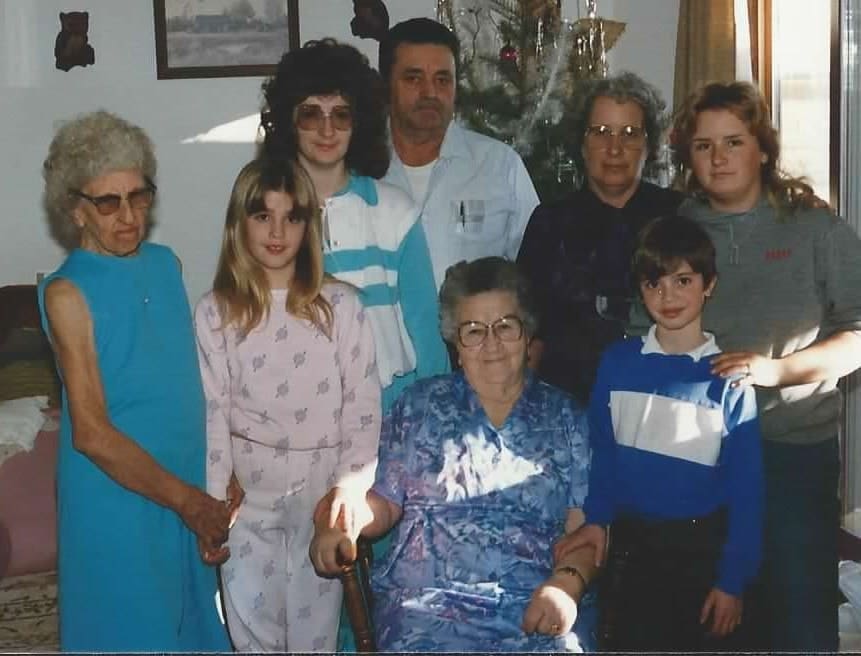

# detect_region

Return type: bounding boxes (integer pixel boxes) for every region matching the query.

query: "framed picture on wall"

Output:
[153,0,299,79]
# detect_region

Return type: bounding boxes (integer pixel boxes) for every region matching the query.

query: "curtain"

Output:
[673,0,736,110]
[841,0,861,518]
[747,0,760,83]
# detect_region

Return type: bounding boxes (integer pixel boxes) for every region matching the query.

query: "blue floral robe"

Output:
[371,371,597,652]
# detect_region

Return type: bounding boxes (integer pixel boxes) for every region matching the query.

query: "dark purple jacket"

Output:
[516,182,683,403]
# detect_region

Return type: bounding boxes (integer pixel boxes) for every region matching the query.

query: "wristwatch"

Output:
[553,565,587,588]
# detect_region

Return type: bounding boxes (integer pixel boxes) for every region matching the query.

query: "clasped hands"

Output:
[520,520,598,638]
[183,473,244,566]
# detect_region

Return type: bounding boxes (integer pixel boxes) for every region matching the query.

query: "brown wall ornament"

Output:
[54,12,95,72]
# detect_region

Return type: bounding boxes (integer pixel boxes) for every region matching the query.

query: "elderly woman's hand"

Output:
[522,576,580,637]
[178,485,231,548]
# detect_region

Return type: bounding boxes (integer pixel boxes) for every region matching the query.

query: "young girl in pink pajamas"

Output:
[194,158,381,651]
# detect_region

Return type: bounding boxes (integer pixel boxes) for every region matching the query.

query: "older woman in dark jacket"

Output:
[517,72,682,403]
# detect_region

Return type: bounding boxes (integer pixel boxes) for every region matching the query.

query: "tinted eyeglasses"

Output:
[457,315,524,348]
[70,184,156,216]
[295,104,353,131]
[584,124,647,150]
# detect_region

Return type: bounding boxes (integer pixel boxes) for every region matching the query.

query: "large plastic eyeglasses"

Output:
[295,104,353,131]
[70,185,156,216]
[584,124,647,150]
[457,315,524,348]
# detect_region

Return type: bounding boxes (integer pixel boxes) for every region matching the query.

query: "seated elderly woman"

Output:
[37,111,233,651]
[310,256,598,652]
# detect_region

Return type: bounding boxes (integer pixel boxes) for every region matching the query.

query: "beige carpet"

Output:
[0,571,58,652]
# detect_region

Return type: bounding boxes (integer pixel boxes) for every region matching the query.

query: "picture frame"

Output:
[153,0,299,79]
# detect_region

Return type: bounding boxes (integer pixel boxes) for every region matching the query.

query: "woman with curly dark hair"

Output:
[260,39,447,412]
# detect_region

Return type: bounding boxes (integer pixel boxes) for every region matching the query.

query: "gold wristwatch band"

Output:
[553,565,587,588]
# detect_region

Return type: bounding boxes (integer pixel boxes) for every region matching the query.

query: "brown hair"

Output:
[633,215,717,288]
[672,81,816,211]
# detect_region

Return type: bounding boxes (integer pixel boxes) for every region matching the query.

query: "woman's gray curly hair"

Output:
[566,71,669,184]
[43,110,157,249]
[439,257,538,345]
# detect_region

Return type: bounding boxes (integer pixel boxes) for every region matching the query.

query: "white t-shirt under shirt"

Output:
[383,122,539,288]
[402,159,437,206]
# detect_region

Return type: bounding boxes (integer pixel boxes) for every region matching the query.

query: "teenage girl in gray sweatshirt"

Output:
[662,81,861,652]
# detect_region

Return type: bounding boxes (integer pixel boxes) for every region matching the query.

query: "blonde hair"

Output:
[212,158,333,336]
[673,81,817,212]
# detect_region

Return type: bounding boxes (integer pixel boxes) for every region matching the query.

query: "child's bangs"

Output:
[242,182,271,217]
[639,253,687,283]
[241,168,308,218]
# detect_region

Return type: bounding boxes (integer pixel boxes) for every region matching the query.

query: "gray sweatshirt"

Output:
[630,195,861,444]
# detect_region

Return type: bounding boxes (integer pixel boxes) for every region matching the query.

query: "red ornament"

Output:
[499,43,518,65]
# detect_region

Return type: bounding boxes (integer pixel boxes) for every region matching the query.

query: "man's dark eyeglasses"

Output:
[70,184,157,216]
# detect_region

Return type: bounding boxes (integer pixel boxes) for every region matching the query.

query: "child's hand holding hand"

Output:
[309,521,357,575]
[700,587,742,636]
[553,523,607,567]
[309,486,372,576]
[225,472,244,529]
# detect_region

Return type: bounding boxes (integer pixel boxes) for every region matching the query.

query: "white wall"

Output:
[0,0,677,304]
[604,0,679,111]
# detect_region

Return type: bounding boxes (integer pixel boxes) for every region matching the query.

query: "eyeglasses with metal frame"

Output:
[457,315,524,348]
[584,124,647,150]
[294,104,353,132]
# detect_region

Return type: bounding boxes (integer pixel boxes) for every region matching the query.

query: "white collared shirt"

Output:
[640,324,720,362]
[384,121,539,288]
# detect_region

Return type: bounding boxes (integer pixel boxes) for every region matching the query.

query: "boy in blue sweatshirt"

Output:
[554,215,763,651]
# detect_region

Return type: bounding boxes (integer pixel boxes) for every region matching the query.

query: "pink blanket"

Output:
[0,423,58,579]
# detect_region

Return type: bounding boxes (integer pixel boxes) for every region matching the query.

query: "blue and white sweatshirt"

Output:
[322,175,450,410]
[584,327,763,596]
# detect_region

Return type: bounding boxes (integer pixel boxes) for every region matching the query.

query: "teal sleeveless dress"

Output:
[38,242,230,652]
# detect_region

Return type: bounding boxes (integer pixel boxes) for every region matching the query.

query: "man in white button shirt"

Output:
[379,18,540,288]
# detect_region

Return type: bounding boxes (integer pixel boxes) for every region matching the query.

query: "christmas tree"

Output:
[438,0,625,201]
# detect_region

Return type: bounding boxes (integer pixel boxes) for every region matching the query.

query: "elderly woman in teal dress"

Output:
[37,111,234,652]
[310,257,598,652]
